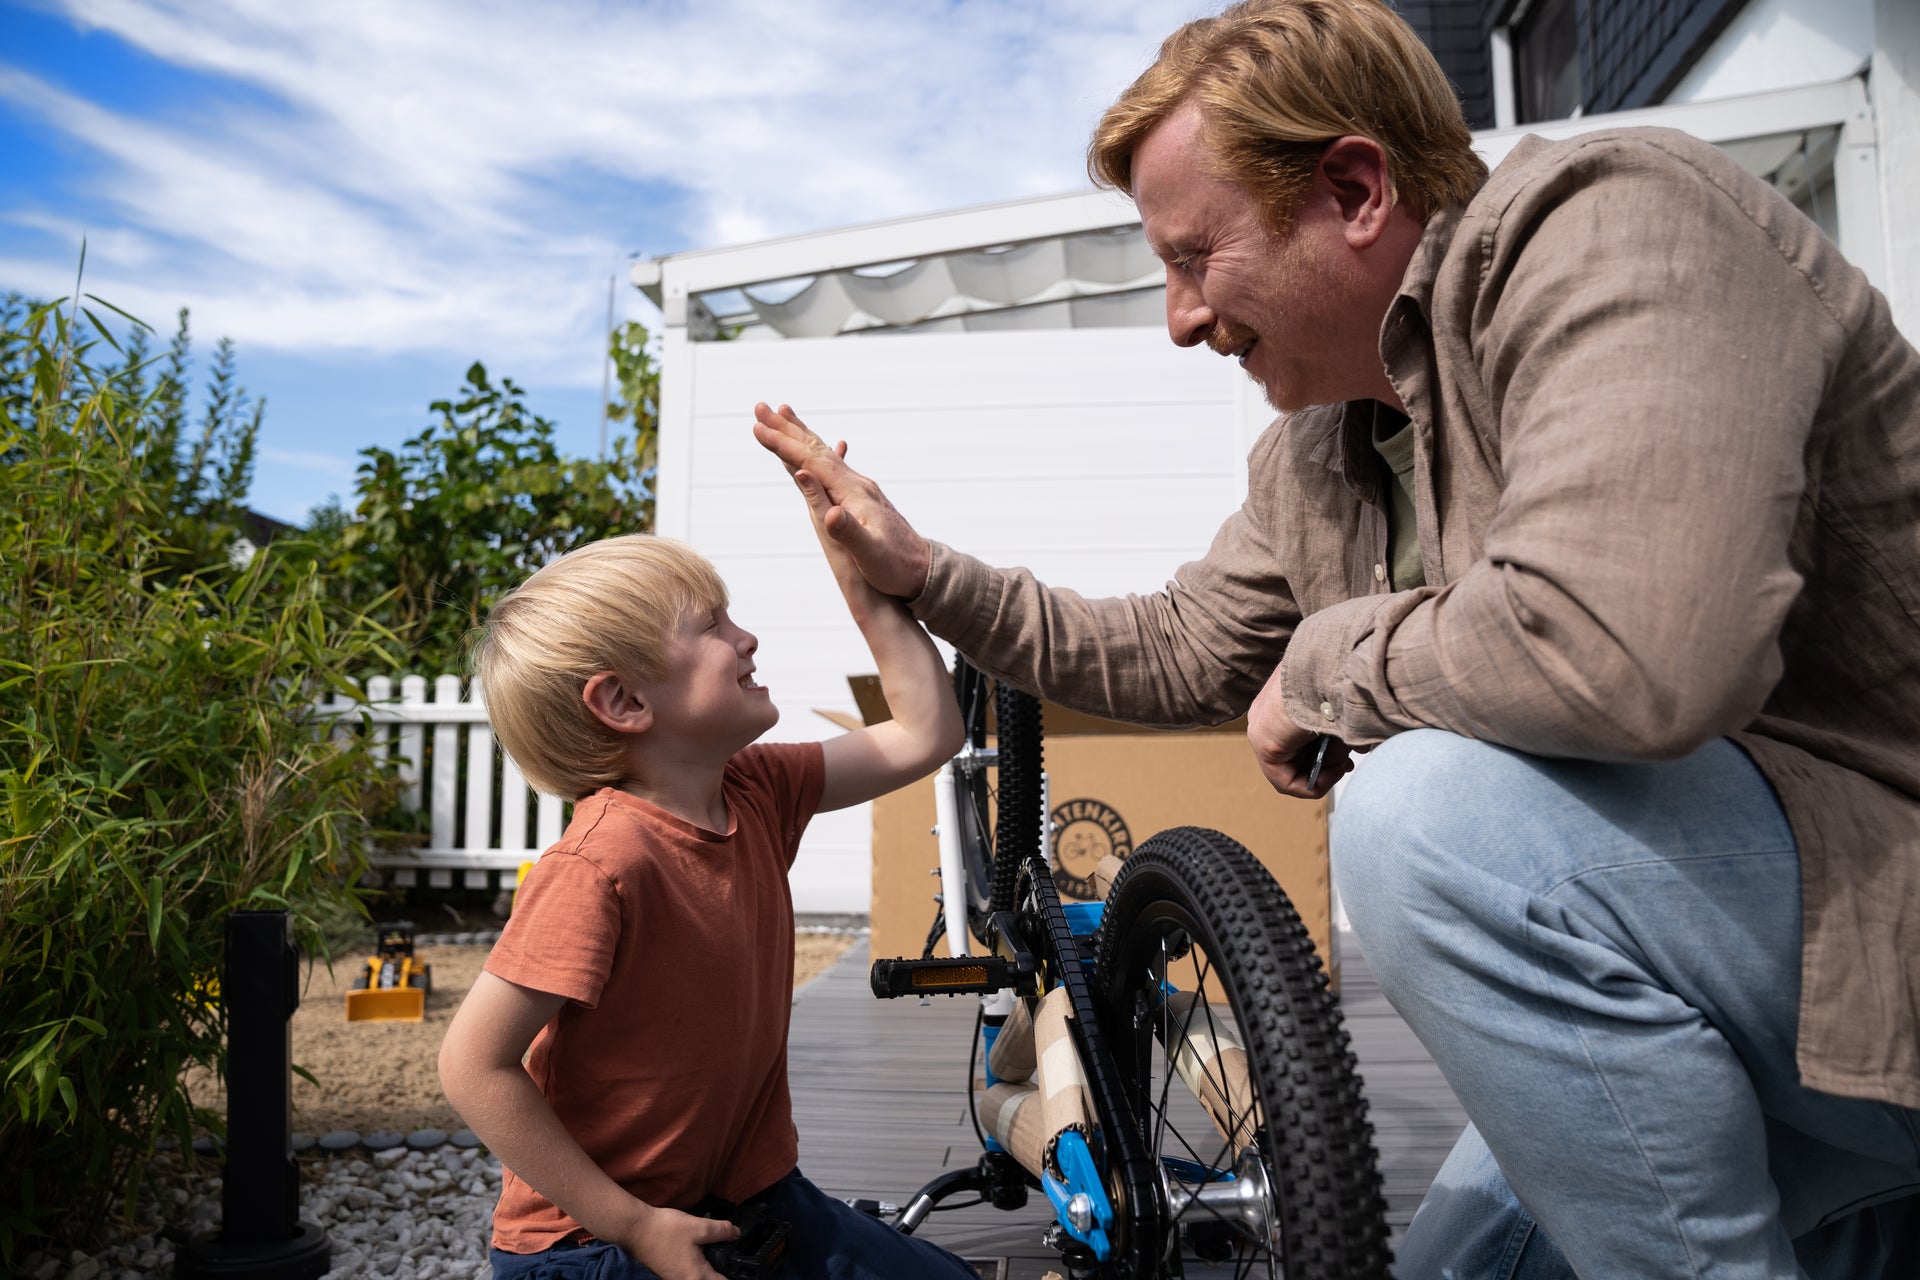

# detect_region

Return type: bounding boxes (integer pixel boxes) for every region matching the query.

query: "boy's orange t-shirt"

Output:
[482,741,825,1254]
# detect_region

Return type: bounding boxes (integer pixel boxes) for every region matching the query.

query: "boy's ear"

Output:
[582,670,653,735]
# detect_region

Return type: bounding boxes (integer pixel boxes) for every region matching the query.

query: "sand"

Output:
[187,934,856,1135]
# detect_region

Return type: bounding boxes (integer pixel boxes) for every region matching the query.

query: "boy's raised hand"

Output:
[758,402,962,812]
[752,402,932,599]
[617,1202,739,1280]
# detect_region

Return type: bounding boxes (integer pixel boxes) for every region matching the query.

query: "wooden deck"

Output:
[788,931,1467,1278]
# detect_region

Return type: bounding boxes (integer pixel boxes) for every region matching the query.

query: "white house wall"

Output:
[664,326,1260,912]
[1664,0,1916,335]
[1871,0,1920,340]
[1667,0,1873,103]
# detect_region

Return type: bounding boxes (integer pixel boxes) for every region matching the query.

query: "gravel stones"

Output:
[319,1129,361,1151]
[415,929,501,947]
[408,1127,447,1149]
[362,1128,405,1150]
[450,1127,481,1148]
[15,1146,503,1280]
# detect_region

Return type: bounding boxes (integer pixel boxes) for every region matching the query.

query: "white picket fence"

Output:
[319,675,564,890]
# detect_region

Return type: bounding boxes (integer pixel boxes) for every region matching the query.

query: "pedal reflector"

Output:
[870,955,1035,999]
[916,964,988,987]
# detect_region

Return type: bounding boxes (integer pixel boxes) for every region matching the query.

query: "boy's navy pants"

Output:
[487,1167,981,1279]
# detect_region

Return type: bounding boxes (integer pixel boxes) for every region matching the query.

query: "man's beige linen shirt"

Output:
[911,128,1920,1109]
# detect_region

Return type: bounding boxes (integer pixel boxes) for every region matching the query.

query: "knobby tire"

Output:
[1096,826,1392,1278]
[950,659,1043,947]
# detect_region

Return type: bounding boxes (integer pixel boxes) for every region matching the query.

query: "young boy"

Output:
[439,418,976,1280]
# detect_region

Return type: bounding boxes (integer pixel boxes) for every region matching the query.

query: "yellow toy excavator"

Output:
[344,921,432,1022]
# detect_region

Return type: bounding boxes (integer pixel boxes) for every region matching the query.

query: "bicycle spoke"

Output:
[1168,971,1230,1174]
[1150,938,1255,1270]
[1192,955,1280,1276]
[1181,951,1286,1275]
[1169,954,1238,1169]
[1155,941,1287,1277]
[1151,937,1176,1160]
[1160,1110,1226,1182]
[1193,950,1260,1153]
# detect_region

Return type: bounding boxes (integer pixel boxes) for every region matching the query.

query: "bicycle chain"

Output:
[1017,851,1160,1278]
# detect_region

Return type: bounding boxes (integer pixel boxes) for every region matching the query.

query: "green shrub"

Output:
[311,331,659,676]
[0,289,393,1256]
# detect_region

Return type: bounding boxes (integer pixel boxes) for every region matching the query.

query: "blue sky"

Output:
[1,0,1208,524]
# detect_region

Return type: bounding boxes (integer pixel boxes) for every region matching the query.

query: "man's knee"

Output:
[1329,728,1585,983]
[1332,730,1506,906]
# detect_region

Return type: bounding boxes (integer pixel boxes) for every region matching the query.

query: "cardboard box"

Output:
[831,676,1333,989]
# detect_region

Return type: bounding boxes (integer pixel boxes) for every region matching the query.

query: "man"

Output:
[754,0,1920,1275]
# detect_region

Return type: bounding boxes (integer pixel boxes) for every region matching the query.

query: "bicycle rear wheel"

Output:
[950,658,996,946]
[950,658,1044,947]
[987,680,1042,919]
[1096,826,1390,1278]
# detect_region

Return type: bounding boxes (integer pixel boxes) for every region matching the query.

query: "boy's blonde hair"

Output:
[1089,0,1487,231]
[471,535,728,799]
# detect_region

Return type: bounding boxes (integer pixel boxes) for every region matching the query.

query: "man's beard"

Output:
[1202,321,1295,411]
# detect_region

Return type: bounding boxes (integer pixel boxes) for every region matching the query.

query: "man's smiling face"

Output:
[1132,102,1379,414]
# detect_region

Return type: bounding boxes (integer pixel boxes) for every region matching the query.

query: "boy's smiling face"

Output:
[646,602,780,754]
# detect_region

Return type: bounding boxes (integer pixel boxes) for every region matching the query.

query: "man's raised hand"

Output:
[752,402,933,600]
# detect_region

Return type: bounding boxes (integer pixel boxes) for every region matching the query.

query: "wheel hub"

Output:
[1160,1145,1281,1268]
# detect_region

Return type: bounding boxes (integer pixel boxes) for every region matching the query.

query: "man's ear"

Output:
[1315,136,1395,250]
[583,670,653,735]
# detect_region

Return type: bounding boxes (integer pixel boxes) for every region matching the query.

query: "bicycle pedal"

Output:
[870,955,1035,999]
[842,1197,898,1219]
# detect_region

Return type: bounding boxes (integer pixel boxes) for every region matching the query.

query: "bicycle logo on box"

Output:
[1049,798,1131,900]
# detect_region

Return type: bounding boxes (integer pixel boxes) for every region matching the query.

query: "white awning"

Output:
[634,76,1880,341]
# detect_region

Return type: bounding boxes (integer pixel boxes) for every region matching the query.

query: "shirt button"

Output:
[1374,562,1386,582]
[1320,701,1335,721]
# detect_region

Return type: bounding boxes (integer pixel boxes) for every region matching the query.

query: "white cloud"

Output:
[6,0,1208,387]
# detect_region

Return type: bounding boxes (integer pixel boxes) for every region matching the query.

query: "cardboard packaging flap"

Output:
[843,674,1334,989]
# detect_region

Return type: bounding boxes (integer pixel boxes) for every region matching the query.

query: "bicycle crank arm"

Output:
[870,954,1037,999]
[1041,1129,1116,1260]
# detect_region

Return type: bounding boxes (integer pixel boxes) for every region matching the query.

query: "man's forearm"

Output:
[911,540,1292,729]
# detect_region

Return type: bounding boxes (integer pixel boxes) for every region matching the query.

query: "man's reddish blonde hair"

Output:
[1090,0,1487,229]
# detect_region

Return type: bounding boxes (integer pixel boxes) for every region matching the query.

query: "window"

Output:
[1515,0,1582,123]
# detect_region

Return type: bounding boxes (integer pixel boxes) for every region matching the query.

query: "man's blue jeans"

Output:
[487,1167,980,1279]
[1333,730,1920,1279]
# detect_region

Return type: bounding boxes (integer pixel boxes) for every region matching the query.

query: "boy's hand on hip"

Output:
[618,1202,737,1280]
[752,402,933,599]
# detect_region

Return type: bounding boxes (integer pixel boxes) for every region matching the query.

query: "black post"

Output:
[176,910,330,1279]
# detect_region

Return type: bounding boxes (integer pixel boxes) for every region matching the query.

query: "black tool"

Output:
[1306,733,1332,793]
[692,1196,790,1280]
